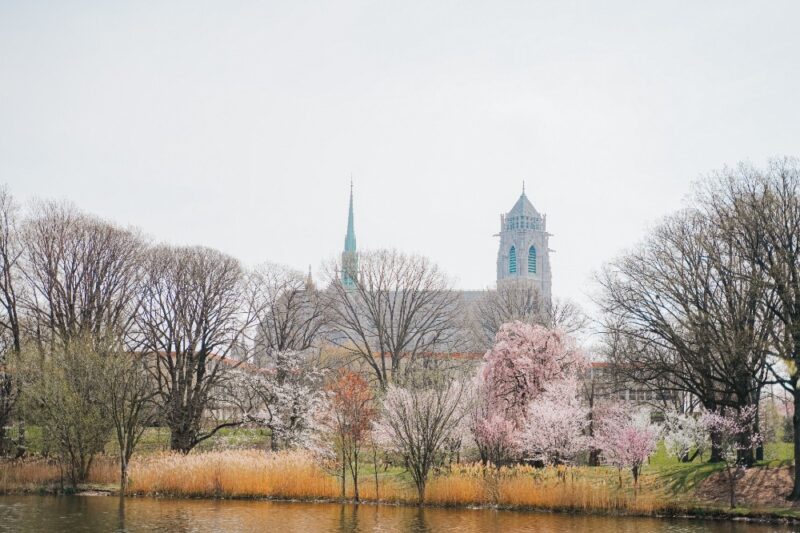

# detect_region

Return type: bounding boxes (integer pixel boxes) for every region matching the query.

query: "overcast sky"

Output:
[1,1,799,313]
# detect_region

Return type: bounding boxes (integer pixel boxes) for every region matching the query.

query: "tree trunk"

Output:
[15,419,25,459]
[341,454,346,499]
[416,479,426,504]
[737,433,755,467]
[120,458,129,495]
[352,468,359,502]
[0,423,7,457]
[351,448,360,502]
[790,389,800,500]
[754,397,764,461]
[687,448,701,463]
[727,469,737,508]
[373,445,379,501]
[588,449,600,467]
[169,427,195,454]
[709,428,723,463]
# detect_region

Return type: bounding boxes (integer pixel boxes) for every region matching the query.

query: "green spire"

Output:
[344,179,356,252]
[341,179,358,288]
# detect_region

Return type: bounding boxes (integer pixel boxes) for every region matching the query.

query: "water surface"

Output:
[0,495,791,532]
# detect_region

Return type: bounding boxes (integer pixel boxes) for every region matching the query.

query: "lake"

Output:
[0,495,791,532]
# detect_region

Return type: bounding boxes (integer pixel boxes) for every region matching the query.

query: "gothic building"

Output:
[495,188,552,305]
[339,184,551,304]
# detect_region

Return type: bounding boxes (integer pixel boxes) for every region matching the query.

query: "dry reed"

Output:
[0,455,118,492]
[128,450,340,499]
[1,451,673,516]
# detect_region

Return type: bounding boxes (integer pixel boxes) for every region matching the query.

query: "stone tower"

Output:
[341,181,358,288]
[496,187,552,304]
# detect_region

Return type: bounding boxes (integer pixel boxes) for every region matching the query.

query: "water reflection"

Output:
[0,495,790,533]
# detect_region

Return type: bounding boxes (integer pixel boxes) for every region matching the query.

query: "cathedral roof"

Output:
[508,191,540,219]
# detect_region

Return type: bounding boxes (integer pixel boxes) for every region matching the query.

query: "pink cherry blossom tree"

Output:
[521,379,589,465]
[701,406,762,508]
[594,404,659,487]
[481,321,585,427]
[469,375,521,466]
[472,412,520,467]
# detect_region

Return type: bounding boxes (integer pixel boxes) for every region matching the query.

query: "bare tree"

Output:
[326,250,461,389]
[596,208,773,462]
[0,187,22,455]
[700,158,800,497]
[134,245,257,453]
[251,264,327,369]
[0,187,22,354]
[21,201,145,349]
[547,297,589,336]
[104,350,158,492]
[374,379,468,503]
[472,279,587,349]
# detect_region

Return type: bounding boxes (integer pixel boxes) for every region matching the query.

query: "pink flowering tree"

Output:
[469,376,520,466]
[472,411,520,466]
[594,405,659,487]
[481,321,585,426]
[701,406,762,508]
[521,379,589,466]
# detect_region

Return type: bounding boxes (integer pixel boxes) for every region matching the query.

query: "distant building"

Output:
[341,181,358,288]
[496,186,552,305]
[332,182,554,355]
[338,183,552,300]
[585,361,677,407]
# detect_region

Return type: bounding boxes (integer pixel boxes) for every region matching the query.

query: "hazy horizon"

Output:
[3,1,799,315]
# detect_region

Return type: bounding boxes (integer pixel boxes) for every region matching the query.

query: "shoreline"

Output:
[2,484,798,526]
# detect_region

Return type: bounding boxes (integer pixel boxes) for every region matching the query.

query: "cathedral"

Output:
[341,184,551,302]
[494,186,552,304]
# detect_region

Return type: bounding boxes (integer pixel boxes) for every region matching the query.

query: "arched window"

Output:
[528,246,537,273]
[509,246,517,273]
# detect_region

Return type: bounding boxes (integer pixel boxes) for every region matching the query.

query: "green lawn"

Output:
[15,426,272,456]
[645,440,794,500]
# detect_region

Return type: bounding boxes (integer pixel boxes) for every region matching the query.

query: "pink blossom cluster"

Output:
[593,405,659,485]
[471,321,588,465]
[700,406,762,464]
[481,321,585,426]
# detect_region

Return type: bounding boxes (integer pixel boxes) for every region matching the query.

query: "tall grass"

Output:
[1,451,674,515]
[125,452,671,514]
[129,451,339,499]
[0,456,118,492]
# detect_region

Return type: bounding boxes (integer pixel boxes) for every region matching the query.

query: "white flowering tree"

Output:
[662,409,708,463]
[521,379,589,466]
[236,350,328,452]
